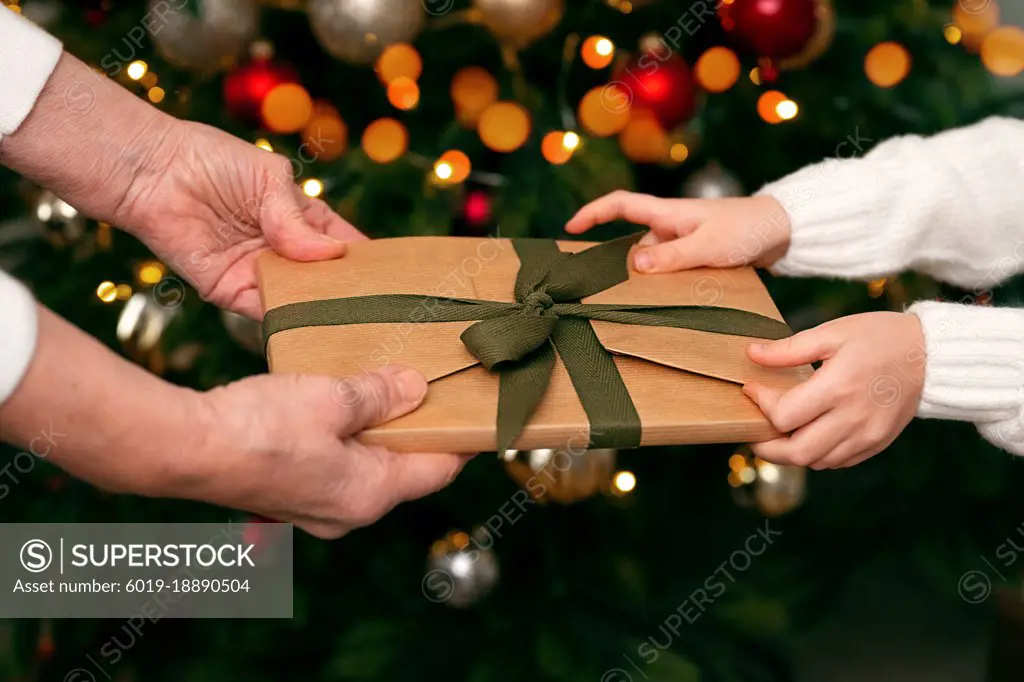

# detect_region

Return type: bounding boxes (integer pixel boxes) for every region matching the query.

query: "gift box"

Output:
[258,233,811,453]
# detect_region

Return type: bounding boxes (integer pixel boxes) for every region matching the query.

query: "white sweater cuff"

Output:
[0,270,38,405]
[908,301,1024,456]
[0,6,63,139]
[757,151,916,280]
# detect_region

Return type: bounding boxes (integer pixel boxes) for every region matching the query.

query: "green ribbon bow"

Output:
[263,233,792,452]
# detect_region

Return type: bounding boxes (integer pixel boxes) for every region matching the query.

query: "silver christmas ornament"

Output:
[309,0,425,65]
[472,0,564,47]
[502,447,617,504]
[34,189,87,246]
[682,161,744,199]
[424,528,499,608]
[221,309,264,355]
[117,291,182,366]
[147,0,259,73]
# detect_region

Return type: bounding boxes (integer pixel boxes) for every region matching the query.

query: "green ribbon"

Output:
[263,233,792,452]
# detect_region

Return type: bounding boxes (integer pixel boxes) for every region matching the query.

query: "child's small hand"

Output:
[566,191,792,273]
[743,312,926,470]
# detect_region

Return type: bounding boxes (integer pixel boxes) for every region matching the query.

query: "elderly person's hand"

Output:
[4,51,355,318]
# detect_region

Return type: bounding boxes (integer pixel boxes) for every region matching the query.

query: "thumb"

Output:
[747,326,839,368]
[330,366,429,436]
[261,183,347,261]
[632,231,711,273]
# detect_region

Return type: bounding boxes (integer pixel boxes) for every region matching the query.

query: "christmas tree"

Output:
[1,0,1023,680]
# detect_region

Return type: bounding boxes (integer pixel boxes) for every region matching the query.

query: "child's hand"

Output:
[743,312,926,470]
[566,191,792,273]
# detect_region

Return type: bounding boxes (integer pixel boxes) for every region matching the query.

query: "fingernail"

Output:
[749,343,764,354]
[638,232,658,246]
[395,369,428,404]
[634,251,653,272]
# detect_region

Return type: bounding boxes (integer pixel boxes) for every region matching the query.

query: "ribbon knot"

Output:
[522,289,554,313]
[263,232,793,453]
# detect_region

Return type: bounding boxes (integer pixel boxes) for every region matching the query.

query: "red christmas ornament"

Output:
[223,58,300,124]
[612,49,697,129]
[720,0,819,61]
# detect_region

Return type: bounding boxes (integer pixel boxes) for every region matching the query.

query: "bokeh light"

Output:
[581,35,616,69]
[578,85,630,137]
[981,26,1024,77]
[376,43,422,84]
[261,83,313,133]
[757,90,788,123]
[478,101,531,152]
[865,42,911,88]
[362,118,408,163]
[695,46,741,93]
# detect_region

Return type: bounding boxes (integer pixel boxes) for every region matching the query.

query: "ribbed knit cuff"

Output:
[908,301,1024,437]
[0,270,39,405]
[755,152,916,281]
[0,6,63,139]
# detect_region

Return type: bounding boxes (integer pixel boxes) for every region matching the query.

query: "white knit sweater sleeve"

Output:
[1,6,62,405]
[756,116,1024,456]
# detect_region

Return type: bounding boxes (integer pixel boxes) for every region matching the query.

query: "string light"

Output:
[757,90,788,123]
[301,178,324,197]
[255,138,274,152]
[387,77,420,110]
[775,98,799,120]
[611,470,636,495]
[434,161,453,181]
[136,261,165,285]
[868,278,886,297]
[542,132,573,164]
[669,143,689,163]
[261,83,313,133]
[451,67,499,127]
[981,26,1024,77]
[944,24,963,45]
[114,284,133,301]
[147,87,165,103]
[478,102,531,152]
[619,111,668,163]
[436,150,471,183]
[140,72,158,89]
[376,43,422,84]
[865,42,911,88]
[96,281,117,303]
[578,85,630,137]
[695,46,741,93]
[749,67,761,85]
[581,35,615,69]
[362,118,408,163]
[302,114,348,162]
[126,60,148,80]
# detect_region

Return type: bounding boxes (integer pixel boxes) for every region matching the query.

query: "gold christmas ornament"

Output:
[309,0,426,64]
[502,448,617,504]
[146,0,259,73]
[472,0,564,47]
